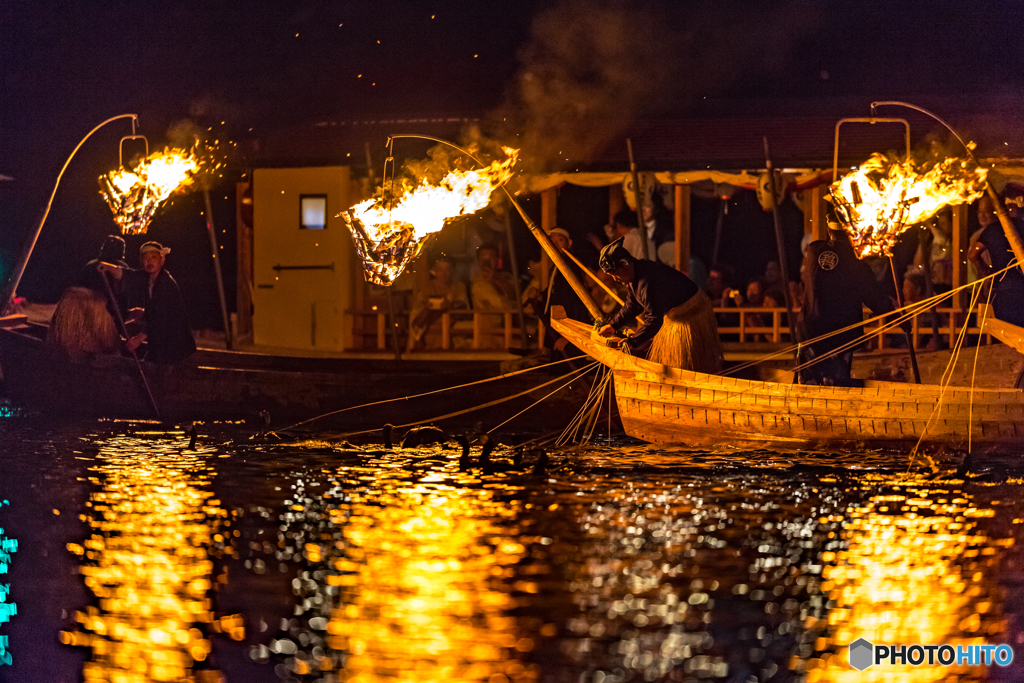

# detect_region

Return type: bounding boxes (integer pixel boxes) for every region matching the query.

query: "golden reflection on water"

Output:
[811,480,1009,682]
[258,466,539,682]
[61,433,231,682]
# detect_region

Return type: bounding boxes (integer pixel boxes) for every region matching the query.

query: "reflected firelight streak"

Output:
[251,465,539,682]
[61,434,236,682]
[812,482,1010,682]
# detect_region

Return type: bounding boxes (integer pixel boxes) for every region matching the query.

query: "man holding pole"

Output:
[103,241,196,364]
[597,238,723,372]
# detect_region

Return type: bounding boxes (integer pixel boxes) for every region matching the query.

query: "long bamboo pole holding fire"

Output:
[2,114,138,314]
[872,101,1024,275]
[386,135,603,322]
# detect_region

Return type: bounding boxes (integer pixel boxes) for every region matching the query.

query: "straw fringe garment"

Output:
[48,286,119,359]
[646,290,723,373]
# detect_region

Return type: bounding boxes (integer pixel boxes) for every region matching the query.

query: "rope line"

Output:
[968,281,996,456]
[907,281,985,471]
[281,353,588,431]
[487,361,600,434]
[722,262,1019,377]
[321,366,594,440]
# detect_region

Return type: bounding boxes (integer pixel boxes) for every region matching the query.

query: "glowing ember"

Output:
[831,153,987,258]
[99,148,199,235]
[343,147,519,285]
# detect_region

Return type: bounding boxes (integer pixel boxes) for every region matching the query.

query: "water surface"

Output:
[2,421,1023,682]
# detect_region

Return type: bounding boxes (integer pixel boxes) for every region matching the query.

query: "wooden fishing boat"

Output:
[552,308,1024,453]
[0,321,578,430]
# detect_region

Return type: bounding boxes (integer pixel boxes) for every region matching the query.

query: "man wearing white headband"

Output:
[122,241,196,364]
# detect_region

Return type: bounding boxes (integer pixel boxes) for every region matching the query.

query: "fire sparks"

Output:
[831,153,987,258]
[99,148,199,235]
[343,147,519,285]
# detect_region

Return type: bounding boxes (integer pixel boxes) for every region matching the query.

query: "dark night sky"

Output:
[3,0,1024,314]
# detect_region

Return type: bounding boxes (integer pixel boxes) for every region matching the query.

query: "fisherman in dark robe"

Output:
[524,227,591,367]
[797,225,895,386]
[968,193,1024,326]
[75,235,129,297]
[104,241,196,364]
[597,237,723,372]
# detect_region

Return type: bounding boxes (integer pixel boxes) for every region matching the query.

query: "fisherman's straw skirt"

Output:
[48,286,118,359]
[647,290,724,373]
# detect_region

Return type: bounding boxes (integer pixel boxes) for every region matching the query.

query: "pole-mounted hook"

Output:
[119,115,148,168]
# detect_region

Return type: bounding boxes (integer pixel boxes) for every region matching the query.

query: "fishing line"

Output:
[487,361,600,434]
[281,353,588,431]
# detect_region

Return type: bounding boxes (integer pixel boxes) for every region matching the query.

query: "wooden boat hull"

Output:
[0,326,578,430]
[552,310,1024,453]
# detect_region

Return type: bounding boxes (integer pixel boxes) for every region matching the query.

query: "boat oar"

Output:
[98,266,161,419]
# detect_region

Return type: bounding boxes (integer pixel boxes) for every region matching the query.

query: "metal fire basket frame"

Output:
[832,117,911,183]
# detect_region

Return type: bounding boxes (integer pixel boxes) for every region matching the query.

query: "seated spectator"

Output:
[705,263,734,306]
[643,193,674,248]
[470,244,516,348]
[607,209,655,261]
[523,227,591,366]
[407,255,469,351]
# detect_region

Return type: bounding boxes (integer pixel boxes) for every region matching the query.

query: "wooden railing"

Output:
[713,303,995,349]
[348,309,521,351]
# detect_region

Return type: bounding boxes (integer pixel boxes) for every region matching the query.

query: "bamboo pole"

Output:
[202,188,233,349]
[501,207,528,348]
[762,137,798,342]
[626,139,650,260]
[2,114,138,313]
[562,249,623,306]
[889,255,922,383]
[99,268,160,419]
[365,142,402,360]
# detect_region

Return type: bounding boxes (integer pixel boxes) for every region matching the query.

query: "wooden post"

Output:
[377,313,386,350]
[441,312,451,350]
[674,184,691,272]
[505,311,513,349]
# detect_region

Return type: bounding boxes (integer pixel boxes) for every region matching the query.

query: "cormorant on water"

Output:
[478,435,497,474]
[382,424,394,450]
[401,424,447,448]
[531,449,549,476]
[456,435,472,471]
[187,424,197,450]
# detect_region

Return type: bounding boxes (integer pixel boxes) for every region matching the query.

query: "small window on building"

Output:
[300,195,327,230]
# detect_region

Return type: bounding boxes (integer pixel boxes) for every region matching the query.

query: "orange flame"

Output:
[99,148,199,235]
[831,153,987,258]
[343,147,519,285]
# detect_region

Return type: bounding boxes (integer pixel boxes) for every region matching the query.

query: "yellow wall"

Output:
[252,166,359,351]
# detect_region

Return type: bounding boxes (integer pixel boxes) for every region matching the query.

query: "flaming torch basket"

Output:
[343,210,432,286]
